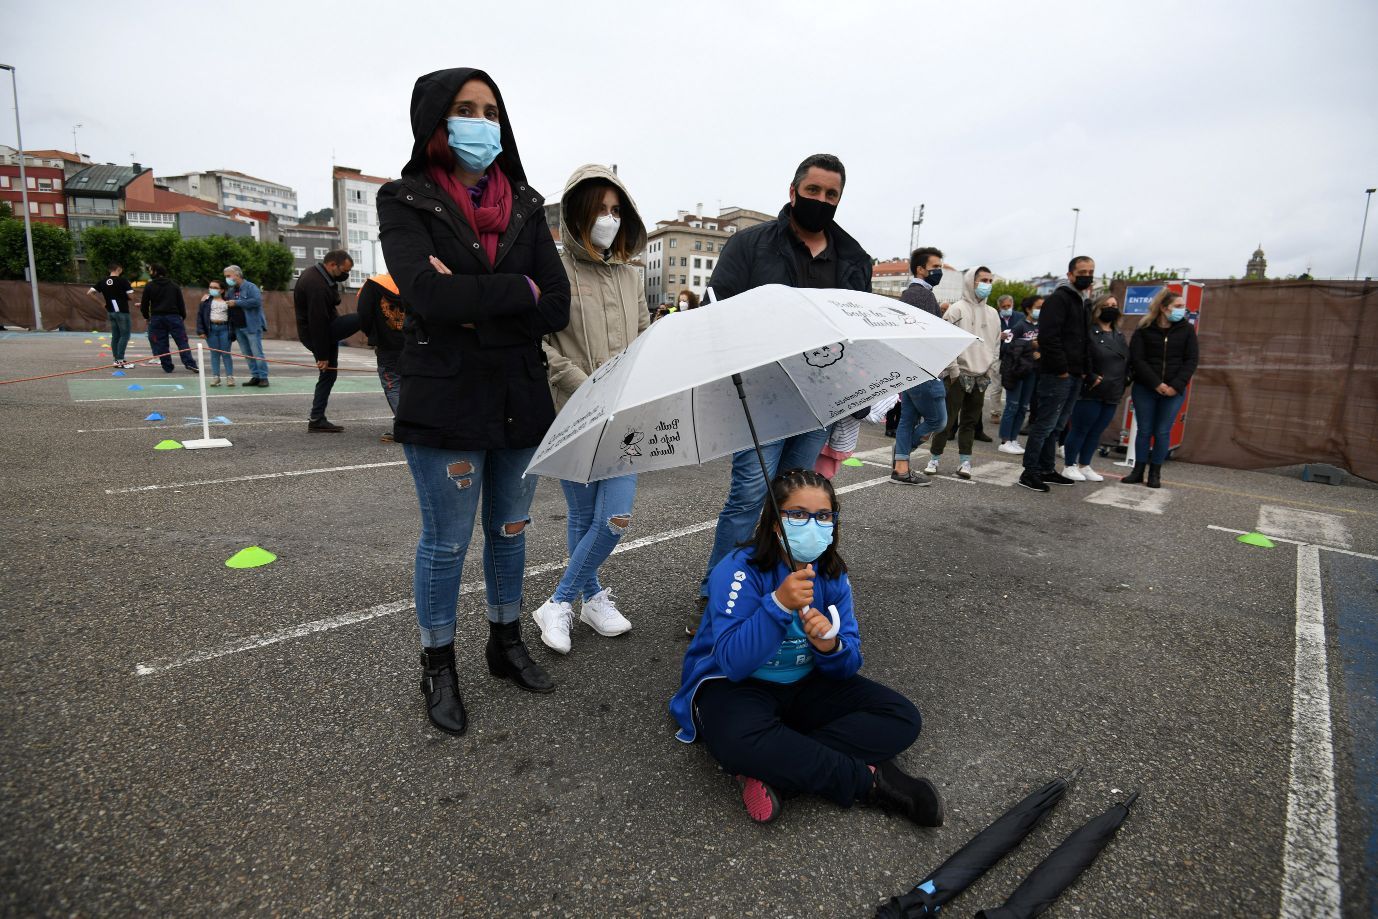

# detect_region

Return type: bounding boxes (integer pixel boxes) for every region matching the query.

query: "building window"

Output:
[348,188,366,203]
[707,223,717,230]
[706,242,714,252]
[706,259,714,269]
[347,208,364,225]
[40,203,55,217]
[55,202,64,215]
[693,275,701,285]
[349,247,362,263]
[694,240,702,250]
[727,227,737,234]
[291,246,307,258]
[0,175,8,188]
[693,258,701,268]
[292,267,303,278]
[680,257,687,267]
[669,239,676,248]
[314,247,328,259]
[37,178,55,192]
[29,201,38,214]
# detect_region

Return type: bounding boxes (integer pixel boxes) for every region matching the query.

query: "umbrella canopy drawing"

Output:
[524,284,976,484]
[974,791,1140,919]
[874,769,1081,918]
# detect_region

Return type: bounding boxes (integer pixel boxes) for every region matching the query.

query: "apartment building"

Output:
[642,205,771,308]
[0,146,70,227]
[332,166,391,288]
[281,224,343,286]
[157,170,299,223]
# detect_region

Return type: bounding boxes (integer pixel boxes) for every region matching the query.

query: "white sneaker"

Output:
[1063,465,1086,481]
[1058,445,1066,460]
[580,588,632,636]
[956,461,972,480]
[997,441,1021,454]
[924,457,940,475]
[1079,465,1104,482]
[532,597,574,654]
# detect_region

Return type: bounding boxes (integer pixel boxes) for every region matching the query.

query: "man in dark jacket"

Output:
[888,246,947,485]
[140,264,199,373]
[1019,256,1094,491]
[690,153,872,634]
[293,249,357,432]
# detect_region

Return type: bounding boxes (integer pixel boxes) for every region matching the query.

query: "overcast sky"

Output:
[7,0,1377,279]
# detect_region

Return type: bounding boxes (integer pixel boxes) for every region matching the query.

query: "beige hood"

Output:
[558,163,647,264]
[942,268,1002,378]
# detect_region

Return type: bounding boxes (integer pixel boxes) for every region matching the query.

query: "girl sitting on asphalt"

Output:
[669,468,945,826]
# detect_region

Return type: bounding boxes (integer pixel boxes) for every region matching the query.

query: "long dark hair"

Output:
[745,468,847,579]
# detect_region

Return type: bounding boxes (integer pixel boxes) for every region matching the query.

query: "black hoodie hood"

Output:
[403,67,527,183]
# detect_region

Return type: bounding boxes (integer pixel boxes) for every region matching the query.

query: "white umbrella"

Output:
[526,284,976,484]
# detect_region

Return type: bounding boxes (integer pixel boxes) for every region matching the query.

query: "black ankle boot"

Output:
[867,760,946,827]
[1147,463,1162,488]
[1123,462,1145,485]
[486,620,554,694]
[420,643,467,736]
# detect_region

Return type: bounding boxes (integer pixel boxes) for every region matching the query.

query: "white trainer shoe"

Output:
[580,588,632,637]
[924,457,940,475]
[956,461,973,480]
[1058,444,1066,460]
[1079,465,1104,482]
[533,597,574,654]
[997,441,1021,454]
[1063,465,1086,481]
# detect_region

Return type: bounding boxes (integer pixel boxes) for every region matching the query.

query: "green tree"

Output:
[1108,265,1180,282]
[142,230,182,278]
[82,226,148,279]
[256,241,296,290]
[0,213,75,281]
[300,206,333,226]
[990,278,1036,309]
[170,237,216,287]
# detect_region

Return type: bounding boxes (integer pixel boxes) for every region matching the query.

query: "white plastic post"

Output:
[182,341,232,449]
[1116,414,1138,468]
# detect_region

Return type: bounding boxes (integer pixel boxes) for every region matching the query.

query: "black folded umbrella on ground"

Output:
[874,769,1081,918]
[974,790,1140,919]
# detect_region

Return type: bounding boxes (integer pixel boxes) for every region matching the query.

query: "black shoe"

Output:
[1043,470,1076,486]
[163,366,175,373]
[241,377,260,387]
[420,643,467,736]
[1147,464,1162,489]
[883,428,896,438]
[257,379,269,388]
[485,620,554,693]
[1018,470,1050,492]
[308,417,344,433]
[889,469,931,487]
[974,431,993,443]
[867,760,945,827]
[183,364,199,373]
[1123,463,1146,485]
[686,595,708,637]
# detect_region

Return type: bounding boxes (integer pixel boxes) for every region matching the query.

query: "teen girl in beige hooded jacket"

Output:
[532,164,650,655]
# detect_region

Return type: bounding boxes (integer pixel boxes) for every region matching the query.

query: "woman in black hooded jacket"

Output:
[1125,288,1198,488]
[378,68,571,736]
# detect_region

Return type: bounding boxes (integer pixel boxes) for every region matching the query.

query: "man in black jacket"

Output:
[140,264,199,373]
[1019,256,1094,492]
[294,249,357,432]
[689,153,872,634]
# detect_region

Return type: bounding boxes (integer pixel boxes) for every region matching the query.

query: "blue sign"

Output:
[1124,285,1161,315]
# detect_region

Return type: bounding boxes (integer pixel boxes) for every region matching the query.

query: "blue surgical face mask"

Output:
[1031,309,1041,321]
[999,308,1013,318]
[782,519,833,564]
[975,282,993,300]
[1169,306,1187,322]
[224,277,237,287]
[446,116,502,173]
[209,289,222,298]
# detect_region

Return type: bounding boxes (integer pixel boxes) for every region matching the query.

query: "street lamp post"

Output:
[1356,188,1376,281]
[72,123,82,157]
[1070,207,1081,255]
[1,63,42,331]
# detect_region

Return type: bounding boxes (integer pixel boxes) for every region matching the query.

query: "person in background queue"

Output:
[377,68,571,735]
[1062,294,1128,481]
[997,295,1041,453]
[924,267,1001,481]
[888,246,948,486]
[533,164,649,654]
[1125,288,1199,488]
[293,249,359,433]
[687,153,872,637]
[140,264,198,374]
[223,265,268,387]
[356,273,407,442]
[196,278,236,387]
[1019,257,1094,492]
[89,262,135,368]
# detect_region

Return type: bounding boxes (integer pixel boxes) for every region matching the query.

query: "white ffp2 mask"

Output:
[591,214,621,250]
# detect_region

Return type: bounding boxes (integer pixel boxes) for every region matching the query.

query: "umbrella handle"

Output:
[822,604,841,640]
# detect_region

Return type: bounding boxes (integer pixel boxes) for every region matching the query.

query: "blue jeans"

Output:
[403,443,540,647]
[205,324,235,378]
[700,428,829,596]
[147,315,197,371]
[998,374,1036,442]
[1022,374,1081,474]
[235,328,268,379]
[554,475,638,603]
[1131,383,1186,465]
[1064,400,1117,467]
[893,378,948,462]
[108,312,131,361]
[378,359,401,414]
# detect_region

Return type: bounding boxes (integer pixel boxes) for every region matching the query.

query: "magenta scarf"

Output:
[428,163,513,265]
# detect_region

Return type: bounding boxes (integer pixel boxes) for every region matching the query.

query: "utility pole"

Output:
[909,204,925,254]
[1356,188,1376,280]
[1071,207,1081,255]
[1,63,42,330]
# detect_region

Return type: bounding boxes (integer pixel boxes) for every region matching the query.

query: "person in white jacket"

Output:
[924,267,1002,480]
[533,164,650,655]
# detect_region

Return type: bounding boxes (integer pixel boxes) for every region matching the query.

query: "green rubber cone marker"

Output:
[841,457,864,467]
[226,546,277,569]
[1236,532,1276,548]
[154,439,183,450]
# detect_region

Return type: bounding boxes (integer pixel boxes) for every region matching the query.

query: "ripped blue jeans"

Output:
[403,443,539,647]
[554,475,638,604]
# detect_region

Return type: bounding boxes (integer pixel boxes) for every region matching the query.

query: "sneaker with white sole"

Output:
[997,441,1022,454]
[1063,465,1085,481]
[532,597,574,654]
[923,457,940,475]
[1079,465,1104,482]
[956,461,972,480]
[580,588,632,636]
[736,775,782,824]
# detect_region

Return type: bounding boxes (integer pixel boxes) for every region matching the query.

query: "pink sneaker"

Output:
[736,775,782,824]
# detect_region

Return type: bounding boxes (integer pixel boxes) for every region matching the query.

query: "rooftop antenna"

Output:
[909,204,925,252]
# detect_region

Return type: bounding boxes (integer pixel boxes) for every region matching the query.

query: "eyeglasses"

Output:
[780,509,839,527]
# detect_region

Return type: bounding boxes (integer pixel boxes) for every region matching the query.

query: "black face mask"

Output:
[1099,308,1120,324]
[791,194,837,233]
[1073,275,1094,291]
[331,270,350,283]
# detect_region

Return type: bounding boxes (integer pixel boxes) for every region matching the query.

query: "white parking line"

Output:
[1084,485,1172,514]
[1257,505,1353,549]
[1205,526,1378,561]
[75,390,380,404]
[1279,543,1342,918]
[105,461,407,494]
[78,416,394,434]
[133,473,896,676]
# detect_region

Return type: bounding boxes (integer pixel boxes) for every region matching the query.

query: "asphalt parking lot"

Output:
[2,331,1375,918]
